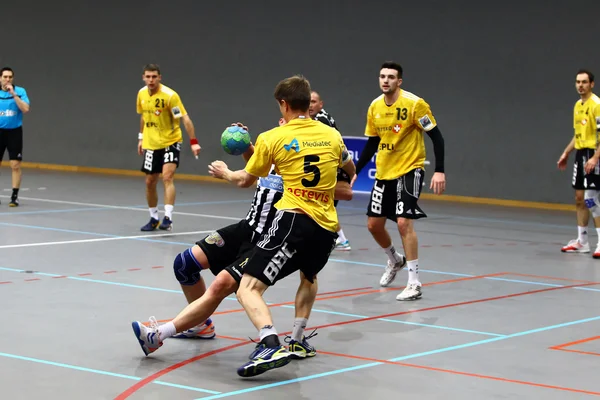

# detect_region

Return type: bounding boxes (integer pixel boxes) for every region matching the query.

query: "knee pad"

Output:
[173,248,203,285]
[585,190,600,217]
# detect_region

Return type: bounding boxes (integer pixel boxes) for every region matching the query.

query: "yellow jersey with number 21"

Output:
[137,84,188,150]
[365,89,437,180]
[245,117,351,232]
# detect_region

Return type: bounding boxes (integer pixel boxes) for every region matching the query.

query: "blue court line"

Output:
[0,352,220,394]
[0,222,193,246]
[0,207,105,216]
[278,304,504,337]
[195,315,600,399]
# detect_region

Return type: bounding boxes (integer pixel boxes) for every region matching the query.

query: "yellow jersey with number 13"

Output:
[137,84,188,150]
[365,89,437,180]
[245,117,351,232]
[574,94,600,150]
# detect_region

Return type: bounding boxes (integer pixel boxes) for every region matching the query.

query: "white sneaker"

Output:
[379,255,407,287]
[561,239,590,253]
[396,283,422,301]
[131,316,162,356]
[335,239,351,251]
[172,318,216,339]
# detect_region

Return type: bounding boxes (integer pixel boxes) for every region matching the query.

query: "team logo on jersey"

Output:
[418,115,433,129]
[284,138,300,152]
[204,231,225,247]
[393,124,402,133]
[154,109,162,116]
[582,119,587,126]
[375,113,381,118]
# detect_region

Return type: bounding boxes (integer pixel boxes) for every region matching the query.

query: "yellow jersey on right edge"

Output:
[365,89,437,180]
[245,117,351,233]
[574,94,600,150]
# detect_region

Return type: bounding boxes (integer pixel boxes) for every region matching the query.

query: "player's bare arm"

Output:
[181,115,201,157]
[138,115,144,155]
[208,161,257,188]
[558,138,575,170]
[5,84,29,113]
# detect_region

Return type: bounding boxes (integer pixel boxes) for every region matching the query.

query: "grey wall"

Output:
[2,0,598,203]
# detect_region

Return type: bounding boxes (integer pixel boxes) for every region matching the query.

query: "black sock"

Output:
[11,188,19,199]
[261,334,280,348]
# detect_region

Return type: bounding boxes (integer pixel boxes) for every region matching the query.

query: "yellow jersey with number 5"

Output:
[365,89,437,180]
[573,94,600,150]
[137,84,187,150]
[245,117,351,232]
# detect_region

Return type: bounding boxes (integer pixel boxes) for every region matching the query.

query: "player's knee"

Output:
[173,248,203,285]
[162,171,175,182]
[367,218,384,233]
[145,174,159,186]
[397,218,413,236]
[584,190,600,217]
[208,274,237,300]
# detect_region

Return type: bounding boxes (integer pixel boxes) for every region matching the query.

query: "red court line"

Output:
[318,350,600,396]
[553,348,600,357]
[113,340,251,400]
[550,335,600,350]
[509,273,596,284]
[299,281,600,332]
[315,286,373,296]
[0,281,12,284]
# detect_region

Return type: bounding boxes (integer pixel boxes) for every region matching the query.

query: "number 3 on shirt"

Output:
[302,155,320,187]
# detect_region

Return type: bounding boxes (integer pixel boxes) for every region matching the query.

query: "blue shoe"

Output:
[158,216,173,231]
[237,343,291,377]
[141,217,159,231]
[285,329,318,359]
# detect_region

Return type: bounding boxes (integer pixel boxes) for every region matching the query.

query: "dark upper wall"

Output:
[2,0,598,203]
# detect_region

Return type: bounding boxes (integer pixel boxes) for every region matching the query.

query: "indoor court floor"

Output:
[1,169,600,399]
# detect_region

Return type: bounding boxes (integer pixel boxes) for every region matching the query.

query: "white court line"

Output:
[0,230,213,249]
[0,195,241,221]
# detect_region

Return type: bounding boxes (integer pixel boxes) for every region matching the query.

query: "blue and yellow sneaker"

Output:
[237,343,291,377]
[285,329,318,359]
[141,217,159,232]
[159,216,173,231]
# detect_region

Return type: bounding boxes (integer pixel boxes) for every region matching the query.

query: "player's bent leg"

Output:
[159,162,177,231]
[9,160,21,207]
[286,272,318,359]
[170,246,216,339]
[141,173,160,231]
[369,216,406,287]
[562,189,591,253]
[236,273,291,377]
[171,270,239,338]
[584,189,600,259]
[396,218,422,301]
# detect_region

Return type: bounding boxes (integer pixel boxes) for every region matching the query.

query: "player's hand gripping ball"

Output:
[221,126,251,156]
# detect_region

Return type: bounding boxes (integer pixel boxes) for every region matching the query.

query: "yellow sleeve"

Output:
[414,99,437,132]
[169,93,187,119]
[245,133,273,178]
[364,104,378,137]
[136,92,142,114]
[338,133,351,167]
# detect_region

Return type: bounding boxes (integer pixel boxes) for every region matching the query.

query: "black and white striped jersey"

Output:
[314,108,337,129]
[245,169,283,234]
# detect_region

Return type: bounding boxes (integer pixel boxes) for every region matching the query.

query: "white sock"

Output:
[158,321,176,341]
[259,325,278,341]
[291,318,308,342]
[578,226,589,244]
[384,244,402,264]
[407,259,420,285]
[596,228,600,242]
[337,229,347,243]
[164,204,174,219]
[149,207,159,220]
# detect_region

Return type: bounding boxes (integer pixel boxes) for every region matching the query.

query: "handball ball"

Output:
[221,126,251,156]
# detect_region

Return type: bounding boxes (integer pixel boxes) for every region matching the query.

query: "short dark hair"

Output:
[380,61,403,78]
[143,64,161,75]
[1,67,14,76]
[274,75,311,111]
[577,69,595,83]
